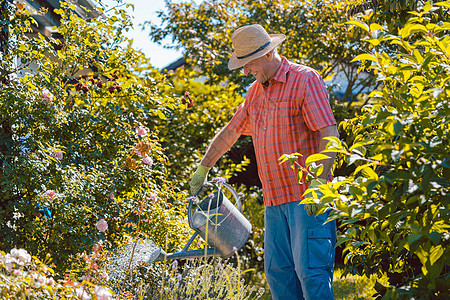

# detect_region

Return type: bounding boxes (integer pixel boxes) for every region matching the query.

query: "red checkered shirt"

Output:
[227,57,336,206]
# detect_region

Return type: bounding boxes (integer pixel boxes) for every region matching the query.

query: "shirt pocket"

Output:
[268,100,303,133]
[307,228,334,269]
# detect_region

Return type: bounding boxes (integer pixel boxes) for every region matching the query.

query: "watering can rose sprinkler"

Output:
[147,178,252,263]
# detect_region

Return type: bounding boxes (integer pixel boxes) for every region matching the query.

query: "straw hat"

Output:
[228,24,286,70]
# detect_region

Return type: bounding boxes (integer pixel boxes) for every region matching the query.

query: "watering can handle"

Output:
[221,182,243,212]
[187,181,243,230]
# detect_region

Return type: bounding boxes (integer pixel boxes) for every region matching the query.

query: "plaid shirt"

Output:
[227,57,336,206]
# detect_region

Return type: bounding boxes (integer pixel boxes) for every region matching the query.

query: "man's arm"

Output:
[189,125,241,195]
[200,125,241,167]
[316,124,339,180]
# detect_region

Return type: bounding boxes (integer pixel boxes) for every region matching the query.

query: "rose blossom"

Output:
[50,150,63,160]
[107,192,115,200]
[149,192,157,203]
[10,248,31,265]
[37,274,46,284]
[74,286,91,300]
[135,126,149,137]
[45,190,56,200]
[41,89,53,104]
[96,219,108,232]
[95,286,113,300]
[46,277,55,286]
[1,253,15,272]
[142,155,153,166]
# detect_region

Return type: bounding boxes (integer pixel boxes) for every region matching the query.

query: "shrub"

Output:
[0,247,113,299]
[288,2,449,298]
[0,2,188,274]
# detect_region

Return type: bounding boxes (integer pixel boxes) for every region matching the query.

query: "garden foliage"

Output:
[288,2,449,298]
[0,1,191,275]
[0,247,113,299]
[2,0,449,298]
[148,0,450,295]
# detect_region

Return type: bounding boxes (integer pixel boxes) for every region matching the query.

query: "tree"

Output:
[147,0,377,107]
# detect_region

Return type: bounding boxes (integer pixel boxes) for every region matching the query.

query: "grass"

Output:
[333,268,388,300]
[259,268,389,300]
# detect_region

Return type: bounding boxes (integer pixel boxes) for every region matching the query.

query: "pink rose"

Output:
[96,219,108,232]
[51,150,63,160]
[135,126,149,137]
[132,148,141,156]
[107,192,115,199]
[149,192,157,203]
[41,89,53,104]
[46,277,55,286]
[95,286,113,300]
[142,155,153,166]
[10,248,31,265]
[75,287,90,300]
[45,190,56,200]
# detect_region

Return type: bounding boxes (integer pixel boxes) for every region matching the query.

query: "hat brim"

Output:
[228,34,286,70]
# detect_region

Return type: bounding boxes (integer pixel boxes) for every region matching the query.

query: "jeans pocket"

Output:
[307,228,333,269]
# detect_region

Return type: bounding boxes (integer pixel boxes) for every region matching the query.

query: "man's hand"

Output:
[305,178,327,216]
[189,165,211,196]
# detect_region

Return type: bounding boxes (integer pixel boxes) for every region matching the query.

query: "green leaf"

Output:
[362,166,378,180]
[350,53,378,63]
[368,227,377,244]
[369,23,384,31]
[157,110,166,119]
[429,245,444,265]
[407,233,423,248]
[402,24,428,39]
[305,154,330,167]
[309,162,324,177]
[428,232,441,246]
[435,1,450,9]
[346,20,369,32]
[347,153,363,166]
[297,169,303,184]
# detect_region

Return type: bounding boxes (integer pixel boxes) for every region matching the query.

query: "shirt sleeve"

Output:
[301,72,337,131]
[227,101,252,136]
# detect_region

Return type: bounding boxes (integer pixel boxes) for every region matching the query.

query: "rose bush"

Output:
[0,247,113,299]
[0,1,191,275]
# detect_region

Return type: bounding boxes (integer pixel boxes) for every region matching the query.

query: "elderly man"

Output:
[190,24,338,299]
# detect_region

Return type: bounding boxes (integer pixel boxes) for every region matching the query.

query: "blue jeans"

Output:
[264,201,336,300]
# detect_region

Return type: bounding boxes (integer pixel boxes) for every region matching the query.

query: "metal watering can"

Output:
[147,181,252,263]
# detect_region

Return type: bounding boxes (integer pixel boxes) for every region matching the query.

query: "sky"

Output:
[100,0,185,69]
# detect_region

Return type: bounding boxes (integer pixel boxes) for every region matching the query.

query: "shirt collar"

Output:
[271,56,290,84]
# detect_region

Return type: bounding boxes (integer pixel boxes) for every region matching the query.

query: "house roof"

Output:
[21,0,102,37]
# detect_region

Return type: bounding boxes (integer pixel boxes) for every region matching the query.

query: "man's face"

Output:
[242,55,271,84]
